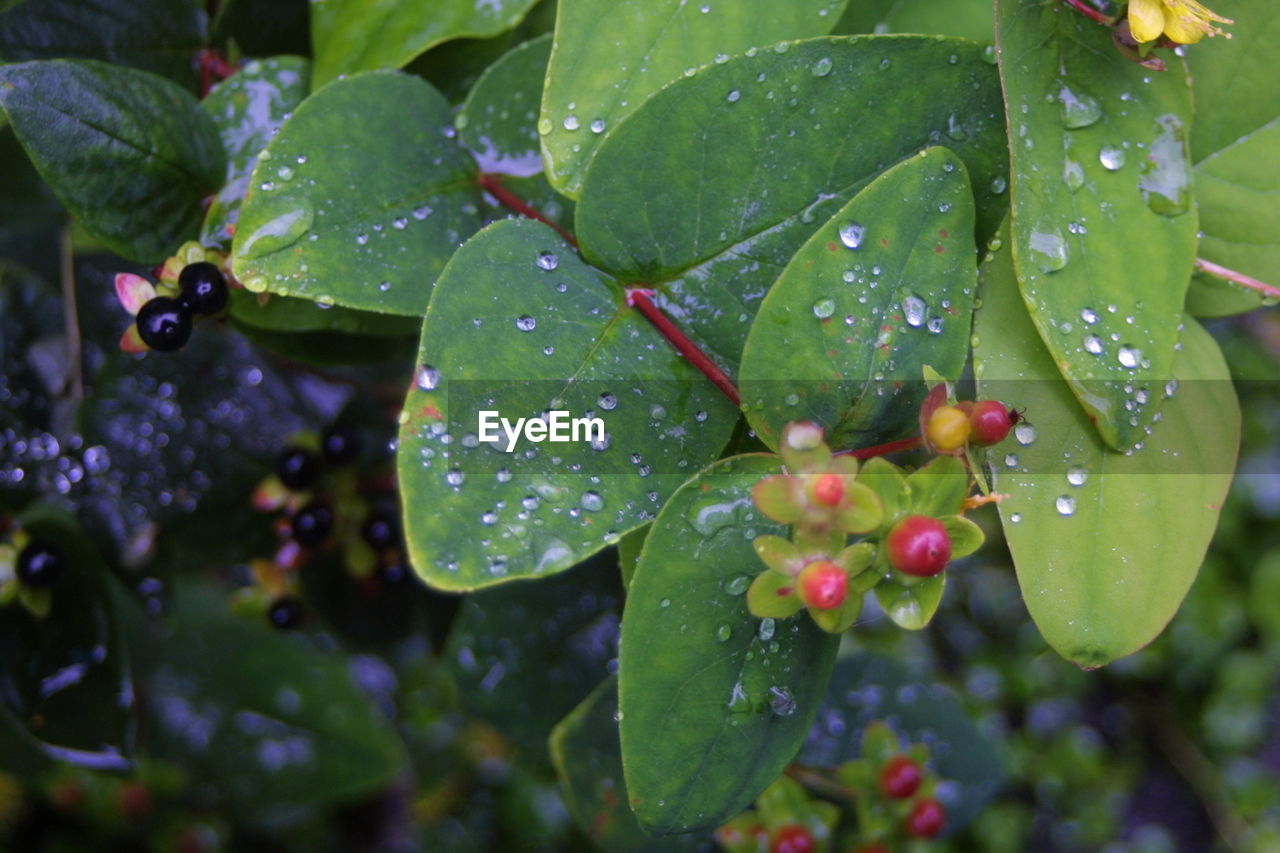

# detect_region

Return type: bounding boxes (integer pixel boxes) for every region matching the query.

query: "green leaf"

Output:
[874,573,944,630]
[748,569,804,619]
[974,220,1240,668]
[0,59,224,263]
[0,507,132,764]
[213,0,311,57]
[833,0,995,41]
[127,586,407,816]
[1183,0,1280,316]
[231,71,483,316]
[856,457,911,530]
[618,524,648,588]
[541,0,847,198]
[905,454,969,518]
[445,556,622,755]
[311,0,540,87]
[738,146,977,450]
[396,218,736,591]
[458,33,550,176]
[576,36,1009,370]
[619,454,840,834]
[0,0,204,86]
[995,0,1198,450]
[801,652,1005,830]
[227,289,420,337]
[551,676,705,853]
[201,56,311,247]
[941,514,984,558]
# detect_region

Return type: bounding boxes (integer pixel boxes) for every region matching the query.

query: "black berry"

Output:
[291,502,333,547]
[16,540,64,588]
[320,422,362,465]
[379,562,411,585]
[276,446,319,491]
[267,596,304,630]
[177,261,229,316]
[135,296,193,352]
[362,509,399,550]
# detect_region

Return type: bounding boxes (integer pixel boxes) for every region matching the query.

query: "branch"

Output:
[59,223,83,408]
[1062,0,1116,25]
[627,289,741,407]
[478,173,578,248]
[1195,258,1280,301]
[836,435,923,460]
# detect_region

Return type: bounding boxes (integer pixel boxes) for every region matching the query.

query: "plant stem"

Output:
[59,223,83,409]
[1062,0,1115,25]
[626,289,741,407]
[836,435,923,460]
[785,765,856,805]
[477,173,578,247]
[1195,258,1280,301]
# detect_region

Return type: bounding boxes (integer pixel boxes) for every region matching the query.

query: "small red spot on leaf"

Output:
[827,241,839,252]
[934,244,944,254]
[939,229,949,239]
[880,237,890,247]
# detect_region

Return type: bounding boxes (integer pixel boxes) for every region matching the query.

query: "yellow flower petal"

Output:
[1129,0,1166,42]
[1163,6,1207,44]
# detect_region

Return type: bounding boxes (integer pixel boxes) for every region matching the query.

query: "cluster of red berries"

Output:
[133,262,229,351]
[878,755,946,839]
[923,397,1020,454]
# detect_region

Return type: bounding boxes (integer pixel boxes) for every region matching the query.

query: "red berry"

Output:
[885,515,951,577]
[879,755,922,799]
[904,797,946,839]
[809,473,845,507]
[798,560,848,610]
[771,824,815,853]
[117,781,153,820]
[969,399,1014,446]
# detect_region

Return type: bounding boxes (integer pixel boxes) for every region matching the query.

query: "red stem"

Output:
[1062,0,1115,25]
[478,173,578,247]
[837,435,923,460]
[627,289,741,407]
[1195,258,1280,301]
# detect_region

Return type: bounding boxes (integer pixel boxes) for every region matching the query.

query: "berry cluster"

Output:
[0,527,66,618]
[839,722,950,845]
[245,421,410,629]
[747,422,984,634]
[714,775,838,853]
[921,388,1021,455]
[116,242,233,353]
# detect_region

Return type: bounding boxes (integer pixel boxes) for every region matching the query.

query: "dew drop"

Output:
[1028,226,1068,273]
[1014,423,1037,445]
[811,56,833,77]
[515,315,537,332]
[597,392,617,410]
[725,574,750,596]
[1059,85,1102,129]
[902,295,927,327]
[812,298,836,319]
[1067,466,1088,486]
[563,115,580,131]
[589,118,607,134]
[1099,146,1127,171]
[1081,307,1098,325]
[838,221,865,249]
[416,365,440,391]
[715,624,732,642]
[581,491,604,511]
[1117,345,1141,368]
[989,175,1008,195]
[1063,158,1085,191]
[536,251,558,270]
[1055,495,1077,516]
[1083,335,1104,355]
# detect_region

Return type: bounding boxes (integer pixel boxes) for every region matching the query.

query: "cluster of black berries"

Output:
[275,423,362,550]
[135,262,229,352]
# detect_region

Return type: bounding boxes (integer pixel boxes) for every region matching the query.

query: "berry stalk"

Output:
[1195,258,1280,301]
[627,289,741,407]
[478,173,578,247]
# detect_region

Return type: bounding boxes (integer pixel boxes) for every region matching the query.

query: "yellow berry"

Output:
[926,405,970,451]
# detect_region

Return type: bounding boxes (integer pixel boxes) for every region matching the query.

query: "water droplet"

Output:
[715,624,732,642]
[769,687,796,716]
[416,365,440,391]
[1083,335,1104,355]
[589,118,607,133]
[811,56,833,77]
[445,468,464,486]
[537,117,553,135]
[1081,307,1098,325]
[659,598,671,608]
[563,115,580,131]
[1139,114,1191,216]
[1010,512,1022,524]
[1117,345,1141,369]
[812,298,836,319]
[1055,495,1077,516]
[392,217,408,229]
[580,491,603,511]
[758,618,776,640]
[1099,146,1126,171]
[897,295,925,328]
[726,89,741,103]
[536,251,558,271]
[1067,466,1088,486]
[1028,226,1068,273]
[1004,453,1019,468]
[515,315,537,331]
[838,221,865,249]
[724,574,751,596]
[413,205,432,220]
[926,317,944,334]
[1014,423,1037,445]
[1063,158,1085,191]
[989,175,1008,194]
[1059,85,1102,129]
[597,392,617,410]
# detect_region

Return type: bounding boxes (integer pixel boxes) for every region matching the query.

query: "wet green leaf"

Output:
[550,676,705,852]
[0,60,224,263]
[227,289,420,337]
[738,146,977,450]
[619,454,839,834]
[974,220,1240,668]
[201,56,311,247]
[996,0,1198,450]
[127,586,407,816]
[446,556,621,755]
[576,36,1008,370]
[458,33,550,177]
[541,0,847,197]
[311,0,539,87]
[834,0,995,41]
[396,218,736,590]
[0,0,204,86]
[231,71,483,316]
